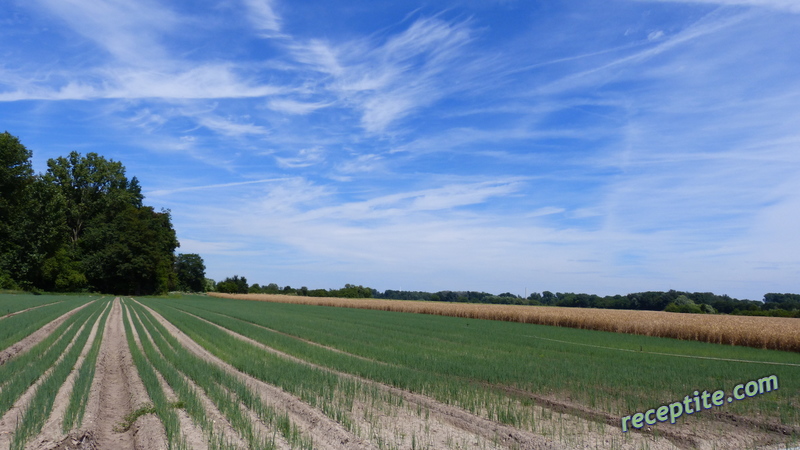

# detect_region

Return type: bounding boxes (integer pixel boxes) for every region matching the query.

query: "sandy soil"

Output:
[0,301,64,321]
[178,307,800,450]
[133,300,376,450]
[0,301,93,366]
[72,298,167,450]
[5,296,794,450]
[0,315,93,450]
[26,302,110,450]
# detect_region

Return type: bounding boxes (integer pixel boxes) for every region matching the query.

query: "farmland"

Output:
[0,293,798,449]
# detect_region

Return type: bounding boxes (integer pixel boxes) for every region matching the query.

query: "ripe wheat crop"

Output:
[211,293,800,352]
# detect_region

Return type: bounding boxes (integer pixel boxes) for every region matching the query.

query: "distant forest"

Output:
[215,276,800,318]
[1,132,204,295]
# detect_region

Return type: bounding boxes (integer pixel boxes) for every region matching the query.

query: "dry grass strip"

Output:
[209,293,800,352]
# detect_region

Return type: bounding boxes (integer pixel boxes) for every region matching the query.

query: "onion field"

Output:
[0,293,798,449]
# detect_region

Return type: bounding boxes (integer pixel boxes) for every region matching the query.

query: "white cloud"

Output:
[287,17,475,133]
[336,154,385,174]
[267,99,331,115]
[29,0,179,65]
[0,65,284,101]
[641,0,800,13]
[275,147,325,169]
[106,65,283,99]
[198,116,270,137]
[146,178,288,197]
[241,0,282,35]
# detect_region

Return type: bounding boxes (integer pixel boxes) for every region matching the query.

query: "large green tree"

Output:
[175,253,206,292]
[80,204,178,295]
[1,135,185,295]
[0,132,34,288]
[42,151,179,294]
[44,151,143,248]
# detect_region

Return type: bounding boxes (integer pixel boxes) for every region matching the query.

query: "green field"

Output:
[141,295,800,431]
[0,294,97,359]
[1,293,797,449]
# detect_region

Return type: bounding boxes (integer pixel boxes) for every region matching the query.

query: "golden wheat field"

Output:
[210,292,800,352]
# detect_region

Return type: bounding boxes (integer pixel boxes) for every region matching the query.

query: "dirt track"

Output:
[0,301,92,366]
[61,298,167,450]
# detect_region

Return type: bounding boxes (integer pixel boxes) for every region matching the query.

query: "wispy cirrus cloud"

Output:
[267,98,332,115]
[640,0,800,13]
[287,17,476,133]
[275,147,326,169]
[28,0,179,66]
[197,115,270,137]
[241,0,283,36]
[146,178,289,197]
[3,1,799,298]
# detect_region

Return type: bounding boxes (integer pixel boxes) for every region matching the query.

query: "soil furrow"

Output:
[26,302,110,450]
[0,302,94,367]
[0,313,93,449]
[177,308,562,450]
[133,299,374,450]
[87,299,167,450]
[0,302,63,322]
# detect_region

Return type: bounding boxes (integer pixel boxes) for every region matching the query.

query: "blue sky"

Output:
[2,0,799,300]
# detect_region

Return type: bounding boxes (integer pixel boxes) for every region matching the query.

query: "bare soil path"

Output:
[133,300,374,450]
[178,308,561,450]
[84,298,167,450]
[0,301,93,366]
[0,318,90,449]
[26,302,110,450]
[0,301,62,321]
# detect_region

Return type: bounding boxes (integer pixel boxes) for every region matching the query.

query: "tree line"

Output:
[211,272,800,317]
[383,290,800,317]
[0,132,205,295]
[213,277,374,299]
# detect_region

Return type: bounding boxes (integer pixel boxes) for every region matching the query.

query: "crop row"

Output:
[1,299,102,417]
[0,294,61,317]
[122,298,315,450]
[62,299,112,431]
[211,292,800,352]
[0,295,95,357]
[139,298,416,445]
[147,295,800,429]
[11,300,111,449]
[1,298,111,449]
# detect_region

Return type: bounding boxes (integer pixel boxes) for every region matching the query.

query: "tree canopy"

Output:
[0,132,187,295]
[175,253,206,292]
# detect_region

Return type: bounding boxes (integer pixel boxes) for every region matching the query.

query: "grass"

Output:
[113,402,185,432]
[145,295,800,431]
[114,403,158,432]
